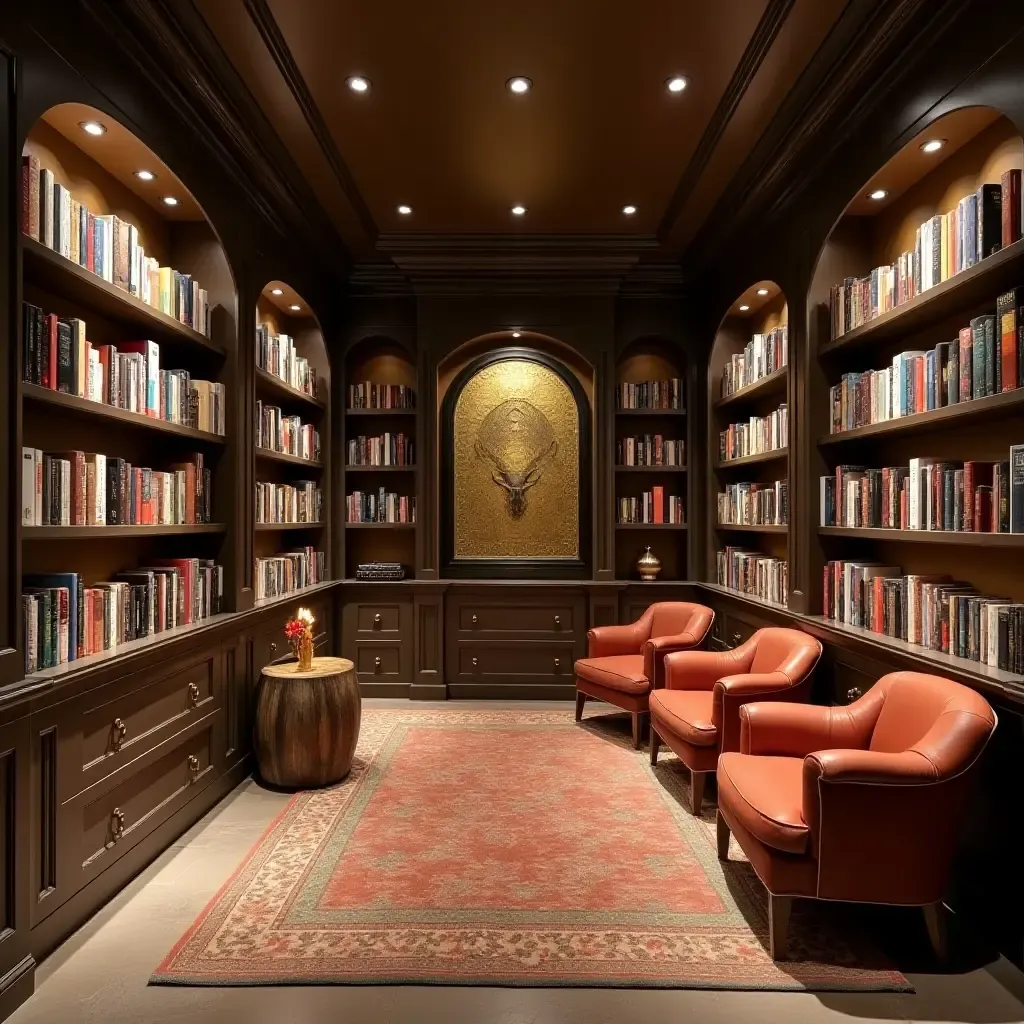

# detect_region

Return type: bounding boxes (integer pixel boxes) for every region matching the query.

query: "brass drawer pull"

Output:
[554,615,561,627]
[374,656,382,672]
[472,656,478,667]
[846,686,863,703]
[373,613,381,627]
[270,641,277,655]
[112,717,127,752]
[731,632,742,646]
[553,657,561,669]
[471,614,478,625]
[187,754,200,781]
[111,808,125,842]
[188,682,200,708]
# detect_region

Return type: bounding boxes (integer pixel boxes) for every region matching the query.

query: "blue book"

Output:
[24,572,80,662]
[925,350,935,410]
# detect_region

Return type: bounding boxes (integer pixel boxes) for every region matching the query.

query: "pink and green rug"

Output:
[152,708,909,991]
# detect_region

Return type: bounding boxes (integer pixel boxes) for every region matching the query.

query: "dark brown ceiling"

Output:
[194,0,848,262]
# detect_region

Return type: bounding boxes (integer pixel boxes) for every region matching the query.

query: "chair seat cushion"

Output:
[574,655,649,695]
[650,689,717,747]
[717,752,808,855]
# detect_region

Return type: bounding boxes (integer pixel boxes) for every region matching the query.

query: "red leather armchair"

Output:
[574,602,714,748]
[649,627,822,813]
[716,671,997,961]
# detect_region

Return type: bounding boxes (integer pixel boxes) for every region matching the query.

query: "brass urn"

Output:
[636,546,662,581]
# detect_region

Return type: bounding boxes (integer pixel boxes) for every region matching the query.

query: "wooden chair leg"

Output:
[716,810,731,860]
[649,723,661,765]
[575,690,586,722]
[631,712,642,749]
[769,894,793,961]
[923,901,949,963]
[689,769,707,815]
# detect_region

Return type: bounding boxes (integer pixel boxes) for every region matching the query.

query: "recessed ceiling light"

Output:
[397,204,412,215]
[134,169,157,181]
[512,331,522,338]
[666,76,689,94]
[739,304,750,312]
[920,139,946,154]
[290,304,301,311]
[868,188,888,201]
[79,120,106,136]
[622,205,637,216]
[511,205,527,216]
[507,77,532,95]
[347,76,370,94]
[271,288,283,296]
[162,196,179,206]
[756,288,769,296]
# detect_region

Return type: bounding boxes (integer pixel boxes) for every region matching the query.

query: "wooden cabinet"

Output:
[341,589,413,694]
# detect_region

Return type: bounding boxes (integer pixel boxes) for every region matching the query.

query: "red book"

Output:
[913,356,925,413]
[134,468,142,525]
[51,451,85,525]
[997,289,1020,393]
[973,485,992,533]
[96,345,115,404]
[652,486,664,524]
[43,313,58,390]
[964,462,992,531]
[1001,169,1022,248]
[958,326,973,402]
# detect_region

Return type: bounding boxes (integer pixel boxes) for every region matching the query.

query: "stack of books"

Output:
[616,379,684,410]
[346,433,415,466]
[347,383,415,409]
[256,401,320,460]
[717,547,788,605]
[256,324,318,398]
[616,490,685,525]
[346,490,416,523]
[616,435,684,467]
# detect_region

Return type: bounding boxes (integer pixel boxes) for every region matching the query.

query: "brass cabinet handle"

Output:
[188,682,200,708]
[373,613,381,626]
[846,686,863,703]
[270,641,277,654]
[112,717,127,752]
[111,808,125,842]
[553,657,561,669]
[731,632,742,646]
[471,614,478,625]
[554,615,561,627]
[187,754,200,780]
[472,657,478,667]
[374,656,382,672]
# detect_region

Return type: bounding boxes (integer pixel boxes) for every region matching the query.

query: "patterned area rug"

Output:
[152,709,910,991]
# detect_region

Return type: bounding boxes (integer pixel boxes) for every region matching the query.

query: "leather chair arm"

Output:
[663,646,755,691]
[713,672,811,754]
[587,620,649,658]
[644,631,704,688]
[740,702,870,757]
[805,748,940,785]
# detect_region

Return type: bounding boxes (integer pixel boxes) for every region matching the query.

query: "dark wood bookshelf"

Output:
[22,236,224,356]
[254,522,324,532]
[255,366,325,411]
[345,522,416,529]
[344,465,417,473]
[614,465,687,473]
[23,524,226,539]
[615,408,686,417]
[701,581,789,613]
[817,388,1024,445]
[345,407,417,417]
[22,384,227,445]
[818,237,1024,359]
[716,523,788,534]
[255,447,323,469]
[251,579,341,611]
[615,523,688,530]
[819,526,1024,547]
[713,447,788,470]
[713,366,788,410]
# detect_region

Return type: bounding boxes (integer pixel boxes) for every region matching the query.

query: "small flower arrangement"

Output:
[285,607,315,671]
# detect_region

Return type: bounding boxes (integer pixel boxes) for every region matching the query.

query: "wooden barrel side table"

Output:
[255,656,361,789]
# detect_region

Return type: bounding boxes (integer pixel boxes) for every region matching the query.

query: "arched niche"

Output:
[705,283,790,605]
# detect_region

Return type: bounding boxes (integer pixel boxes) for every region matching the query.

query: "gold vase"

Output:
[636,546,662,581]
[296,635,314,672]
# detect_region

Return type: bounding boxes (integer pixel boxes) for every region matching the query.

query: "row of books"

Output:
[22,154,211,337]
[346,491,416,524]
[616,379,684,411]
[717,548,788,605]
[256,324,319,398]
[347,383,415,410]
[346,433,415,467]
[718,404,788,462]
[254,549,326,601]
[828,290,1024,432]
[822,561,1024,674]
[22,560,224,672]
[21,448,211,527]
[255,481,322,525]
[615,491,685,525]
[717,480,788,527]
[821,453,1024,533]
[828,170,1021,339]
[616,436,684,467]
[21,303,225,434]
[255,401,320,461]
[720,326,788,398]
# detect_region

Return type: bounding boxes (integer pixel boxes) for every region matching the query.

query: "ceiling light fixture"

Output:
[739,304,750,312]
[868,188,888,201]
[756,288,769,296]
[507,77,532,95]
[397,204,412,215]
[920,139,946,154]
[511,205,527,216]
[271,288,283,296]
[666,76,689,94]
[622,205,637,216]
[290,304,301,311]
[162,196,179,206]
[134,169,157,181]
[79,120,106,136]
[346,76,370,94]
[512,331,521,338]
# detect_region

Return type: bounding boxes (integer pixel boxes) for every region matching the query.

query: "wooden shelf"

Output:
[23,523,226,539]
[344,465,417,472]
[818,237,1024,358]
[700,581,789,613]
[714,447,788,470]
[716,523,788,534]
[251,579,340,611]
[817,388,1024,446]
[614,465,687,473]
[345,408,416,417]
[819,526,1024,547]
[255,447,323,469]
[254,522,324,532]
[22,236,224,356]
[22,384,227,445]
[255,367,325,411]
[345,522,416,529]
[615,523,687,530]
[713,366,788,410]
[615,408,686,417]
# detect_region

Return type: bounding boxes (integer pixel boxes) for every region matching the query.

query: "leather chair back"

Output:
[748,627,822,680]
[648,602,712,641]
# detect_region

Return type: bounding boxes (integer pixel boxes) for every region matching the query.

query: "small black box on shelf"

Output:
[355,562,407,581]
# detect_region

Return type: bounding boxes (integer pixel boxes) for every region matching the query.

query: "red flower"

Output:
[284,619,305,640]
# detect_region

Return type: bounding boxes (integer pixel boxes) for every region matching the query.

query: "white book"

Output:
[908,457,938,530]
[985,604,1015,666]
[40,168,55,250]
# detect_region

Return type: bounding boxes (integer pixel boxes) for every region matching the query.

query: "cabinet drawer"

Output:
[352,641,411,684]
[453,640,576,683]
[354,603,404,635]
[453,597,582,637]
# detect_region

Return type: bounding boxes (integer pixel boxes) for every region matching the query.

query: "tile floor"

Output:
[10,701,1024,1024]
